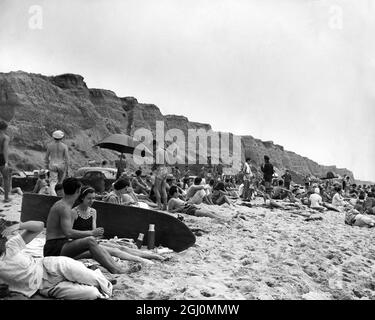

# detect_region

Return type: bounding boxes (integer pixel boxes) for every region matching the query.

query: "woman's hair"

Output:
[78,186,95,202]
[63,178,82,195]
[169,185,178,196]
[335,186,342,192]
[194,177,202,185]
[214,182,225,191]
[0,120,8,131]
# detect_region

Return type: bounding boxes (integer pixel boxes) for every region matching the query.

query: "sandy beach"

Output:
[2,195,375,300]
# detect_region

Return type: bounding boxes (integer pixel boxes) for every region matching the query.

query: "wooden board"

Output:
[21,193,195,252]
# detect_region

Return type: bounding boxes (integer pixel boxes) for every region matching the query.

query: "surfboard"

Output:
[20,193,196,252]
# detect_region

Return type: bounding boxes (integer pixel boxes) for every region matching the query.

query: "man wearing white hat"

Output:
[45,130,69,196]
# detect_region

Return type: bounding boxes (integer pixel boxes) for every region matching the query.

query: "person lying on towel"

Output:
[0,219,112,300]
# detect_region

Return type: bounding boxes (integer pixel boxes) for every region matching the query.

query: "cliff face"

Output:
[0,71,354,180]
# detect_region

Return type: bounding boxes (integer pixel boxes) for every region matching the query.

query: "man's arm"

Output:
[59,206,95,239]
[19,221,44,245]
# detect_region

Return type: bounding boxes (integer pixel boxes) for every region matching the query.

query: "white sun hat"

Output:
[52,130,64,140]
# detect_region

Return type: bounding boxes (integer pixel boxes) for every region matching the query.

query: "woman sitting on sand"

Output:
[332,186,347,207]
[309,188,326,212]
[73,186,164,265]
[168,186,225,220]
[104,179,157,209]
[211,182,233,206]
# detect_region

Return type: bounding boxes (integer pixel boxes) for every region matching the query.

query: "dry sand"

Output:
[1,195,375,300]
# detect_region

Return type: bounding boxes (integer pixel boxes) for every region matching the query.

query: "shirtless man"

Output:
[152,140,170,210]
[45,130,69,196]
[0,120,11,202]
[44,177,127,274]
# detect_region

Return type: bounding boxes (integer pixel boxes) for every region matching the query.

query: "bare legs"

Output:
[154,177,168,210]
[60,237,127,274]
[0,165,11,202]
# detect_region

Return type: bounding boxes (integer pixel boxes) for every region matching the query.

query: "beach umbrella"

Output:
[94,134,140,154]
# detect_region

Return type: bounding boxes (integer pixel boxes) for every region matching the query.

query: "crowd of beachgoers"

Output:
[1,124,375,300]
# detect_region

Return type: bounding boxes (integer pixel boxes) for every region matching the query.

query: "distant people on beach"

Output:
[45,130,69,196]
[281,170,292,190]
[242,158,253,202]
[261,155,274,196]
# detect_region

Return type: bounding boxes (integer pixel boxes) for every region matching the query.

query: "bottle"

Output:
[147,224,155,250]
[135,233,144,249]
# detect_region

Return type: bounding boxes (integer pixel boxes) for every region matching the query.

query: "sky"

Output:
[0,0,374,181]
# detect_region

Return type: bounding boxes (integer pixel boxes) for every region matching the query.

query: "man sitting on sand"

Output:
[186,177,211,205]
[131,170,150,196]
[0,219,113,300]
[44,177,128,274]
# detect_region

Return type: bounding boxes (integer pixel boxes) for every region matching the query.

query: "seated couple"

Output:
[0,219,112,300]
[44,178,161,276]
[167,186,226,221]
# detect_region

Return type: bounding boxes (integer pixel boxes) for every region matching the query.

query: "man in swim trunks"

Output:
[44,177,127,274]
[0,120,11,203]
[45,130,69,196]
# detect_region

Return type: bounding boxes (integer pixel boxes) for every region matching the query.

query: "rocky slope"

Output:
[0,71,354,180]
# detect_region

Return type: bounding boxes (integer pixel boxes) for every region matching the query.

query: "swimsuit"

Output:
[72,207,94,231]
[43,238,70,257]
[180,203,198,216]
